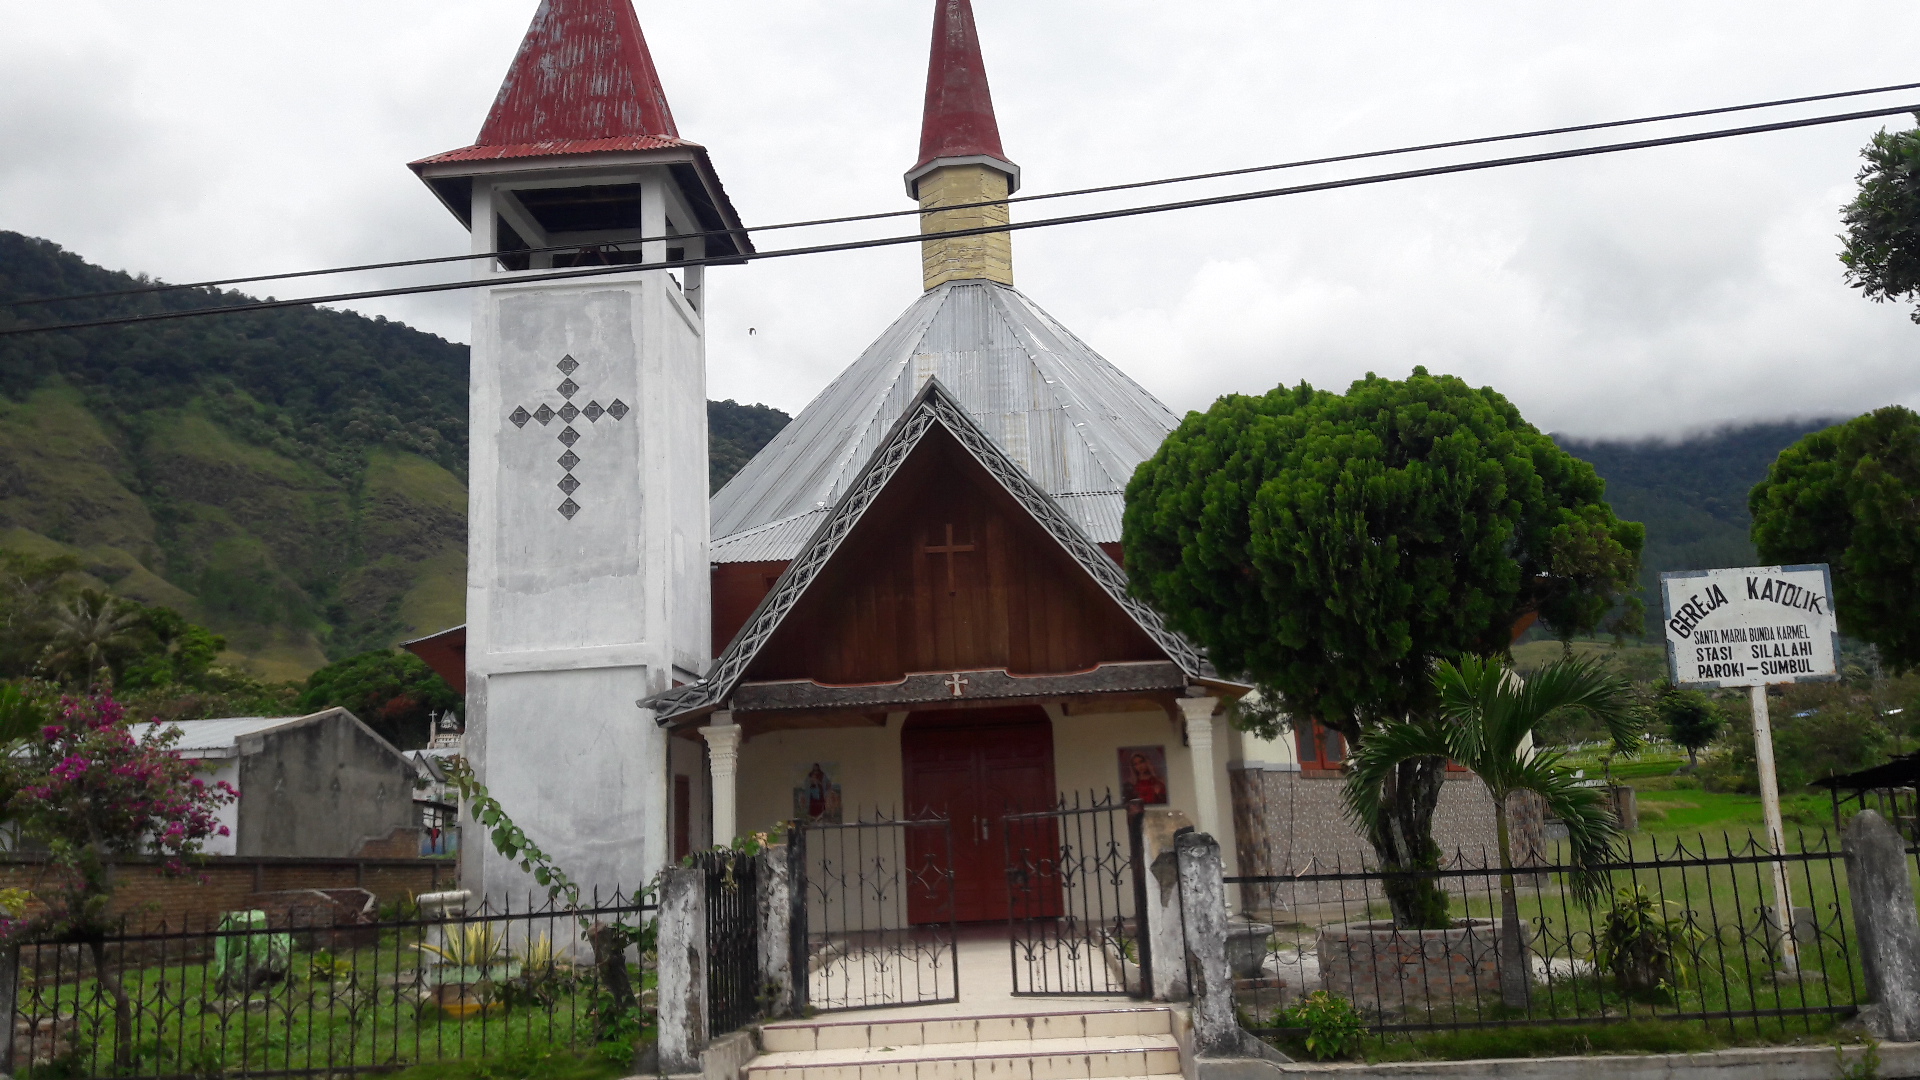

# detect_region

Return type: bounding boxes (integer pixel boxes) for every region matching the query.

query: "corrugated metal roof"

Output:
[411,135,690,166]
[480,0,677,146]
[1051,490,1126,543]
[710,281,1176,557]
[125,715,316,756]
[711,509,830,564]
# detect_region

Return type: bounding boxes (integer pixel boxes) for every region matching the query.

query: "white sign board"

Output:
[1660,564,1839,688]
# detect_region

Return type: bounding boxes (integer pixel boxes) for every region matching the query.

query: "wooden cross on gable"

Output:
[506,354,630,519]
[920,523,976,595]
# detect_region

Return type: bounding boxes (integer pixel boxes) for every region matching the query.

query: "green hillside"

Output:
[0,232,789,680]
[1557,419,1842,629]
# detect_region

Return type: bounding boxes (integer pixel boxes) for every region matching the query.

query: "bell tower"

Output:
[410,0,749,903]
[906,0,1019,291]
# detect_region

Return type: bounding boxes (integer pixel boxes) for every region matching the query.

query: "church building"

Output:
[408,0,1506,909]
[641,0,1253,910]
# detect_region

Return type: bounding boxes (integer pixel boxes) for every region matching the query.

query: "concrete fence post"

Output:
[1843,810,1920,1041]
[0,943,16,1074]
[1176,830,1238,1057]
[757,842,793,1017]
[1143,812,1192,1001]
[656,866,709,1074]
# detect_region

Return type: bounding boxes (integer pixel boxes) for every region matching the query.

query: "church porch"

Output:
[670,673,1246,886]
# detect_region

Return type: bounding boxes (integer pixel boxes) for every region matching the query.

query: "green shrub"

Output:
[1596,886,1704,1000]
[1279,991,1368,1061]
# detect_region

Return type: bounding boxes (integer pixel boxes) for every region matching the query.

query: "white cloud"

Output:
[2,1,1917,438]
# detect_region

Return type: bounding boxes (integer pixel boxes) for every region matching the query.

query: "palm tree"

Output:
[39,589,146,688]
[1345,654,1642,1009]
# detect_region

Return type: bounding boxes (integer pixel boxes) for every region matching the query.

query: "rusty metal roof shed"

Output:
[709,280,1178,560]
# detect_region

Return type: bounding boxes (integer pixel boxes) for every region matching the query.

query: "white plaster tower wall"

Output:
[460,170,711,905]
[408,0,748,907]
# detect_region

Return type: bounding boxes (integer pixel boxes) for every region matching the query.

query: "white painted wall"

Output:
[462,170,709,906]
[199,758,241,857]
[731,706,1225,849]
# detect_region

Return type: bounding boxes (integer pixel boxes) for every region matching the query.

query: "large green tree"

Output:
[299,649,460,749]
[1124,368,1643,927]
[1749,405,1920,671]
[1840,114,1920,323]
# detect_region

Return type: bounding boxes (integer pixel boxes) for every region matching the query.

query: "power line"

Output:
[8,80,1919,311]
[3,99,1914,339]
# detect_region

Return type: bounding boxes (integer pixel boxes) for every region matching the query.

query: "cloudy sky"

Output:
[4,1,1918,439]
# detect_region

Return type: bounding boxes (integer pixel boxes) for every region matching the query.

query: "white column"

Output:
[702,714,742,847]
[1180,695,1222,840]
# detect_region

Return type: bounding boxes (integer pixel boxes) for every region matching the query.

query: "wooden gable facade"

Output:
[744,426,1163,686]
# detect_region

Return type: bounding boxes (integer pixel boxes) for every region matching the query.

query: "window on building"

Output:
[1296,720,1346,774]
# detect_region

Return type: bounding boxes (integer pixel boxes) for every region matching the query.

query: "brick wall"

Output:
[0,855,455,931]
[1316,918,1502,1013]
[1228,767,1548,916]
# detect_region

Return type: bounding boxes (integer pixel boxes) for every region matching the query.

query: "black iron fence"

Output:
[790,811,957,1012]
[697,850,760,1037]
[1223,831,1858,1043]
[5,890,657,1078]
[1003,793,1150,997]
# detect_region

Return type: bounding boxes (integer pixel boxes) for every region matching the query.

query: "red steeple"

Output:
[906,0,1019,196]
[479,0,678,146]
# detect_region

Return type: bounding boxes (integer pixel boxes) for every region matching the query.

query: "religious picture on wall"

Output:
[1118,746,1169,805]
[793,761,844,824]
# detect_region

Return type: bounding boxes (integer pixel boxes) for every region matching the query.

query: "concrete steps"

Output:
[753,1007,1182,1080]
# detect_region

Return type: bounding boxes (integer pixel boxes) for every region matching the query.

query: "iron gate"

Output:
[700,848,762,1035]
[790,811,960,1011]
[1004,793,1151,996]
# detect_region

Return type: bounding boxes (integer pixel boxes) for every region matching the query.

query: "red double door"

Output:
[902,707,1058,923]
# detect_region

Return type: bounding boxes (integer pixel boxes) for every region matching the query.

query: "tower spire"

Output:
[906,0,1018,291]
[478,0,678,148]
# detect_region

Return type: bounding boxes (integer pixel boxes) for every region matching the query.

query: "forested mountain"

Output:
[0,231,1850,673]
[0,232,788,679]
[1557,419,1842,627]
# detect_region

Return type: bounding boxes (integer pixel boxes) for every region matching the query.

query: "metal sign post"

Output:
[1661,564,1839,969]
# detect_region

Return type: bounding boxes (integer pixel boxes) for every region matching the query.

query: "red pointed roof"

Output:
[416,0,688,164]
[409,0,753,259]
[906,0,1019,196]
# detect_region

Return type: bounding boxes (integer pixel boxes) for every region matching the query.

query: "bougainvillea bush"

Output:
[5,692,236,933]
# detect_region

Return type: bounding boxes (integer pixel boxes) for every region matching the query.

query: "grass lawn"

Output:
[12,921,656,1080]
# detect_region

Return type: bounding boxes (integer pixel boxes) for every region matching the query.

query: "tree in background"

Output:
[1749,406,1920,671]
[1700,702,1888,795]
[38,589,145,686]
[0,551,80,674]
[1654,681,1722,769]
[1348,656,1637,1006]
[119,607,226,690]
[1124,368,1643,928]
[1840,114,1920,323]
[298,649,460,749]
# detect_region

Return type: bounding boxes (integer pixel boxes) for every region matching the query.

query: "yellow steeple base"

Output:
[919,163,1013,291]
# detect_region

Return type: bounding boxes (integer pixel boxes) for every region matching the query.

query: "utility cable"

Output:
[7,79,1919,310]
[2,100,1914,339]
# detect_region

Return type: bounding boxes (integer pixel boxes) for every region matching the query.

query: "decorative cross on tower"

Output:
[506,354,630,519]
[921,523,976,595]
